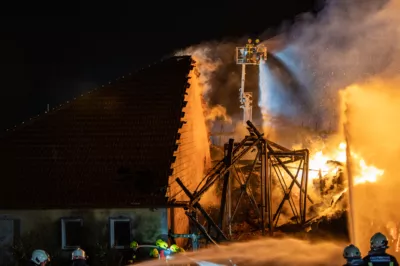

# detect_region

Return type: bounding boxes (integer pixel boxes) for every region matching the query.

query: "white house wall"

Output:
[0,208,167,264]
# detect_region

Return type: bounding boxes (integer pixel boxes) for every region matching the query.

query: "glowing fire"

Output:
[308,142,384,185]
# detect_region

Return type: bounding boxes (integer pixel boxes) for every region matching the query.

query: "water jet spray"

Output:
[344,122,357,247]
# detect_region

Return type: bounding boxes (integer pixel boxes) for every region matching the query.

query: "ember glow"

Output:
[306,142,384,185]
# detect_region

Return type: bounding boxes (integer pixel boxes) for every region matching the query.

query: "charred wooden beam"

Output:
[176,178,228,241]
[218,139,234,234]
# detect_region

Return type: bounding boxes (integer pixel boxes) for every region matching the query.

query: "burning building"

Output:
[1,0,400,263]
[174,26,393,253]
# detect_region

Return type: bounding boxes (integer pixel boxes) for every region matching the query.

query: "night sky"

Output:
[0,0,323,131]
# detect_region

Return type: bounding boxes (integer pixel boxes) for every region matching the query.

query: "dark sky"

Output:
[0,0,323,131]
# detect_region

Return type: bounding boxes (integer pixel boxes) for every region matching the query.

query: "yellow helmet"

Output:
[255,39,260,44]
[370,232,389,250]
[343,244,361,259]
[156,239,168,249]
[130,240,138,249]
[170,244,180,253]
[150,248,159,258]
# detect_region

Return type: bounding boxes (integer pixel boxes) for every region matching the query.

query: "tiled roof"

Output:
[0,56,195,209]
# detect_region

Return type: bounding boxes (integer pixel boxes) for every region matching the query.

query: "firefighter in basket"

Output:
[255,38,267,63]
[245,38,256,63]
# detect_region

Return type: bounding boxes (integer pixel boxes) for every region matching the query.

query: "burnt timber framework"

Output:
[171,121,314,244]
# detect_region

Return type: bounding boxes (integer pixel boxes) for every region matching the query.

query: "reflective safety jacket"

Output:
[363,253,399,266]
[343,258,366,265]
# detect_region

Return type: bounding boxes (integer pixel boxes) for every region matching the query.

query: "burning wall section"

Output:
[339,78,400,253]
[168,66,211,245]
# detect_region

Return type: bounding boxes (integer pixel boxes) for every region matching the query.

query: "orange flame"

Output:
[307,142,384,185]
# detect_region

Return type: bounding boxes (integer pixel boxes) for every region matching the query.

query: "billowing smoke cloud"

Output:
[259,0,399,134]
[177,40,261,122]
[205,104,232,124]
[135,238,344,266]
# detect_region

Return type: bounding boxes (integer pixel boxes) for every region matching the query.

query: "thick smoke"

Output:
[259,0,398,134]
[177,40,262,131]
[135,238,344,266]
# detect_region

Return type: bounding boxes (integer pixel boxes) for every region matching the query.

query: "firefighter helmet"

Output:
[343,244,361,259]
[170,244,180,253]
[130,240,138,249]
[31,250,50,265]
[156,239,168,249]
[370,232,389,250]
[150,248,159,258]
[255,39,260,44]
[72,248,87,260]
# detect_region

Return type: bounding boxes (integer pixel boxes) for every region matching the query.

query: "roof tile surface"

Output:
[0,56,194,209]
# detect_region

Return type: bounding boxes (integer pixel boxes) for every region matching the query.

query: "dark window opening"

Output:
[65,221,82,246]
[62,219,83,248]
[0,219,18,246]
[114,221,130,247]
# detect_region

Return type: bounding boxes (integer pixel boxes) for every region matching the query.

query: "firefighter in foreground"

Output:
[150,239,171,259]
[363,232,399,265]
[71,248,89,266]
[28,250,50,266]
[170,244,185,254]
[127,240,138,264]
[343,244,365,266]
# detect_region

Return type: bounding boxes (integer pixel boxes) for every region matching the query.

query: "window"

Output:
[61,218,83,250]
[0,218,20,265]
[0,218,20,247]
[109,218,131,249]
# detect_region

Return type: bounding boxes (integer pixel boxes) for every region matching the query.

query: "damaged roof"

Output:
[0,56,194,209]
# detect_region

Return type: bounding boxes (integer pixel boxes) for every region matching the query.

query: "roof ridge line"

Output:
[167,58,196,196]
[3,55,192,136]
